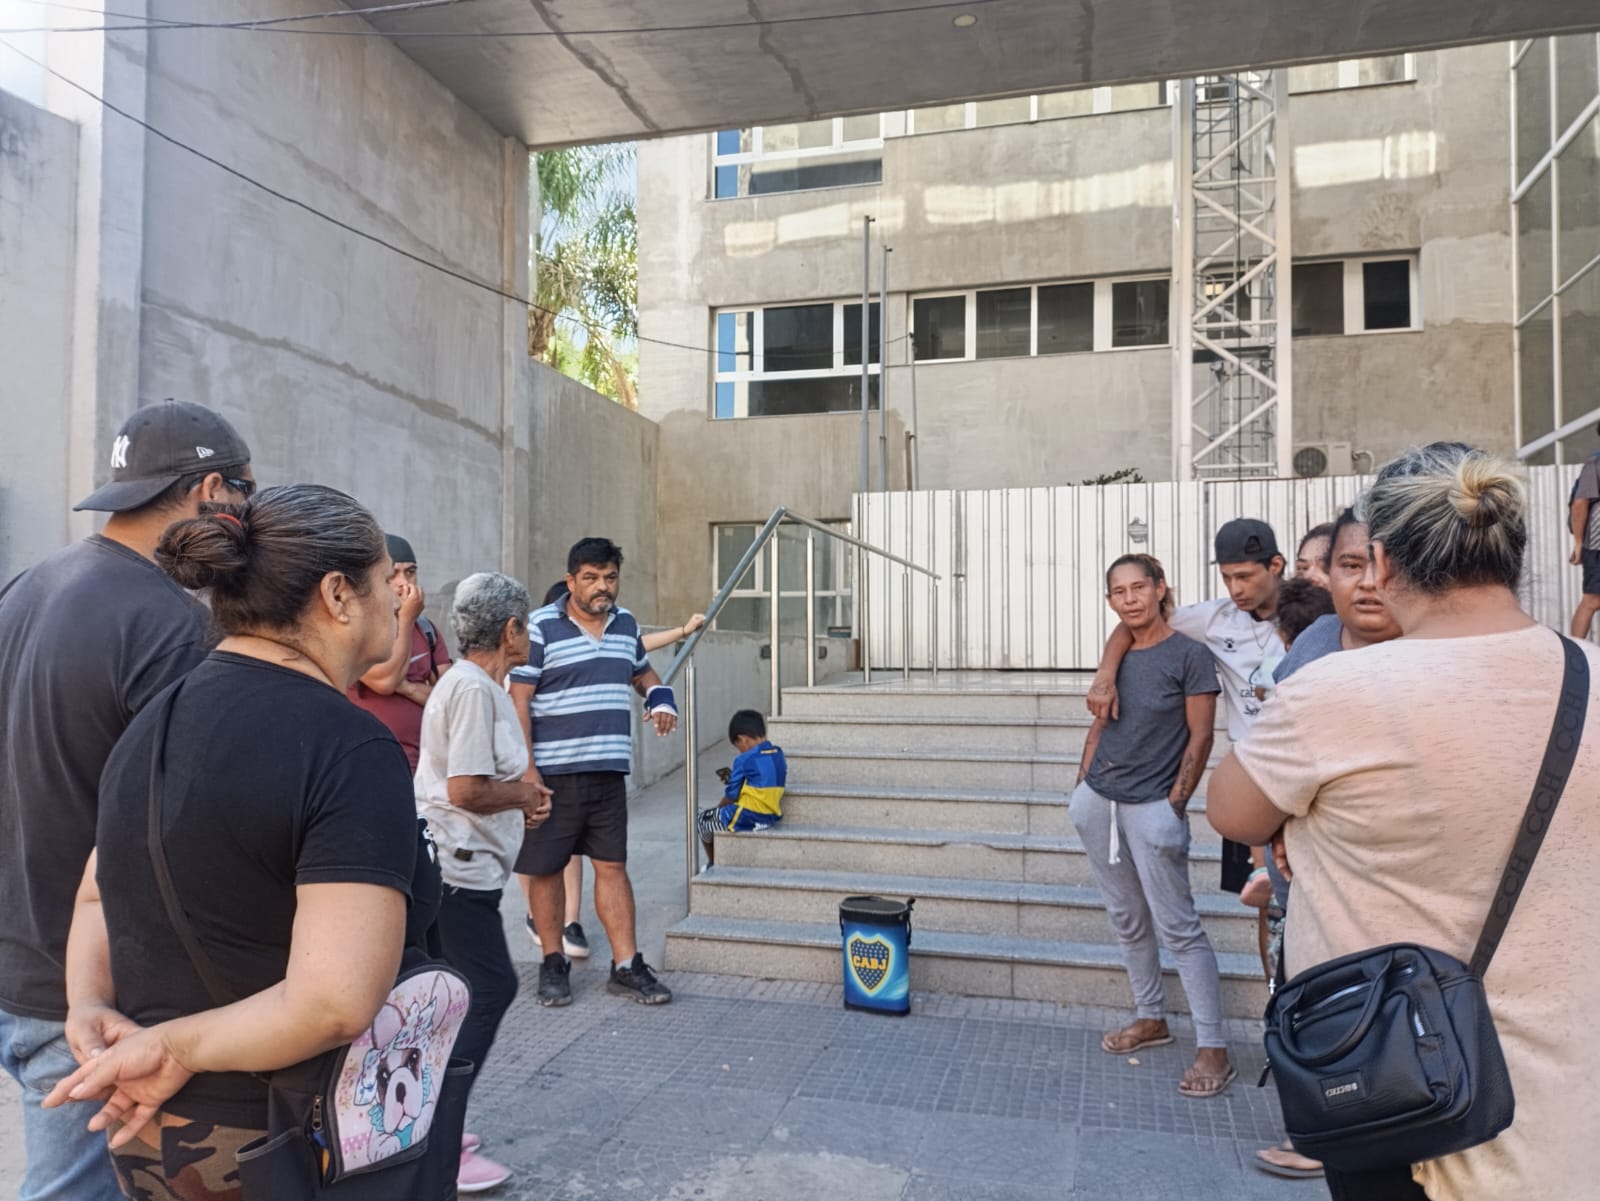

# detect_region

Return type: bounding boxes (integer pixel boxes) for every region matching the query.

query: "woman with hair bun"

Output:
[1212,443,1600,1201]
[1071,553,1235,1100]
[44,485,454,1200]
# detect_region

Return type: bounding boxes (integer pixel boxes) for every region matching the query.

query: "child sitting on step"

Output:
[698,709,787,866]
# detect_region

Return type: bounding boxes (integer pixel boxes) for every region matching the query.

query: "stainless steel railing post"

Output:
[683,656,698,897]
[930,578,940,680]
[901,570,911,681]
[769,533,782,717]
[805,529,816,688]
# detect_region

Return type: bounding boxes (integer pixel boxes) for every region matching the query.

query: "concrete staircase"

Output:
[664,672,1268,1017]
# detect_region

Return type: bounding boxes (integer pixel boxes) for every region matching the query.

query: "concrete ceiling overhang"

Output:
[348,0,1600,147]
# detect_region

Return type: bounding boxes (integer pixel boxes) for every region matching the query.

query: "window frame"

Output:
[709,115,887,200]
[712,301,882,419]
[1287,54,1417,95]
[909,274,1170,363]
[1288,255,1422,337]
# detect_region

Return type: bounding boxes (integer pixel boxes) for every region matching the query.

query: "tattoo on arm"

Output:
[1170,745,1205,808]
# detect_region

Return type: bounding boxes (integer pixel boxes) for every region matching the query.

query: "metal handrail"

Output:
[664,505,941,898]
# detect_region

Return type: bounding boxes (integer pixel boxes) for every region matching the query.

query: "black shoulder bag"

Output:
[1263,634,1589,1174]
[143,681,472,1199]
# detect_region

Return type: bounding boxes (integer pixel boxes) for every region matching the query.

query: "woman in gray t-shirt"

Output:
[1069,554,1232,1099]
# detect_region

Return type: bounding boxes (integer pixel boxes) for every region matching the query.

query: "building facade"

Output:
[639,44,1522,629]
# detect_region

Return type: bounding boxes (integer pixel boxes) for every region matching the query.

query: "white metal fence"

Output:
[858,466,1587,671]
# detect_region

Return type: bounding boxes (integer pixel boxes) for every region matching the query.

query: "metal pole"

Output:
[805,528,817,688]
[1272,68,1294,478]
[683,656,698,896]
[859,216,873,496]
[908,325,920,490]
[769,533,782,716]
[901,569,911,681]
[878,244,891,491]
[930,578,940,680]
[1172,78,1197,482]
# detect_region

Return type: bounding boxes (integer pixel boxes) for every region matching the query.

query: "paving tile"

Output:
[903,1176,1061,1201]
[611,1083,791,1152]
[1069,1128,1255,1199]
[912,1113,1078,1186]
[760,1096,931,1168]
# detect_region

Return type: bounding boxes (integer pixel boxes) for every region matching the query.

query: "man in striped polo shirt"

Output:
[511,537,679,1007]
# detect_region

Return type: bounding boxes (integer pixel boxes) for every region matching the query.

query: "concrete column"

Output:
[500,138,532,579]
[42,4,149,537]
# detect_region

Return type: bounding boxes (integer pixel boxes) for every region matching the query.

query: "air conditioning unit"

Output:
[1292,442,1354,478]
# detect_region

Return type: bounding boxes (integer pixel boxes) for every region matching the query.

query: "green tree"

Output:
[531,144,639,408]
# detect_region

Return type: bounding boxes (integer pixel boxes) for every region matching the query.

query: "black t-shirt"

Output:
[0,536,211,1020]
[97,652,440,1127]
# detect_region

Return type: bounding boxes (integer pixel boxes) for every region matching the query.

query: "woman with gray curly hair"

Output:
[1211,443,1600,1201]
[415,572,553,1193]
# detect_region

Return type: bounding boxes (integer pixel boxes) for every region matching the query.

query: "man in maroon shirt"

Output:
[349,534,451,769]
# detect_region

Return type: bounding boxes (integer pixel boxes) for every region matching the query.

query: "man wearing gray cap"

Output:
[349,533,452,771]
[0,400,253,1201]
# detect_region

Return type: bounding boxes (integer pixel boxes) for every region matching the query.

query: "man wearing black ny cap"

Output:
[0,400,252,1201]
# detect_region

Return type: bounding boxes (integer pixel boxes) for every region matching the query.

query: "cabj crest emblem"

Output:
[848,934,894,994]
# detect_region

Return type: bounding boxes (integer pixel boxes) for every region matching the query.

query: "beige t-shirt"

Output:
[414,659,530,890]
[1233,625,1600,1201]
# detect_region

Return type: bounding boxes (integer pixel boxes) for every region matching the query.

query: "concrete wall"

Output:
[521,362,662,622]
[0,90,78,582]
[638,44,1517,620]
[133,6,526,625]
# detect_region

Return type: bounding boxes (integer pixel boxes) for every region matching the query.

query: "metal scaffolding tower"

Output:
[1172,72,1293,479]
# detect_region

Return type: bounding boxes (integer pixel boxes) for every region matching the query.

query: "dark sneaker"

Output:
[607,953,672,1005]
[562,922,591,959]
[537,953,572,1007]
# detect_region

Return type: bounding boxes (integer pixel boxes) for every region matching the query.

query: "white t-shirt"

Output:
[1169,596,1279,740]
[414,659,530,890]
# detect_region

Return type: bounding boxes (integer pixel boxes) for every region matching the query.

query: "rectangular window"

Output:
[975,288,1032,359]
[972,97,1032,127]
[1289,54,1415,94]
[712,301,881,419]
[842,302,882,366]
[1362,260,1412,330]
[762,303,833,372]
[710,117,884,200]
[1111,280,1170,348]
[913,295,967,360]
[1036,283,1094,354]
[712,521,854,635]
[1291,262,1345,336]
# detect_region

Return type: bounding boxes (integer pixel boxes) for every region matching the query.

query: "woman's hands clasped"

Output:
[44,1017,196,1148]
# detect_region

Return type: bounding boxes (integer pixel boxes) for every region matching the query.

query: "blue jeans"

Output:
[0,1005,124,1201]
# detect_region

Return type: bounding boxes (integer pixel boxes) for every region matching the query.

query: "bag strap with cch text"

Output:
[1468,635,1589,979]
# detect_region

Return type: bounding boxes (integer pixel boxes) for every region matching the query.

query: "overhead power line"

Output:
[0,0,1008,38]
[0,35,909,362]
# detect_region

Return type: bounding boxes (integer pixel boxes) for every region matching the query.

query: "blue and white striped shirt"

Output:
[509,601,650,776]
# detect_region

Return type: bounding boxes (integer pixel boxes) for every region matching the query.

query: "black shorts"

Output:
[515,771,629,877]
[1583,549,1600,597]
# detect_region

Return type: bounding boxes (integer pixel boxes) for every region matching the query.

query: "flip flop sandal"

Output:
[1177,1066,1238,1099]
[1100,1029,1176,1054]
[1253,1146,1326,1179]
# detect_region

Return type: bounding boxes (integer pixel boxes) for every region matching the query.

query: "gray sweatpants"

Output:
[1068,781,1226,1048]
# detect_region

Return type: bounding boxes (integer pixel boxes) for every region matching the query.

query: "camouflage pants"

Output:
[108,1120,262,1201]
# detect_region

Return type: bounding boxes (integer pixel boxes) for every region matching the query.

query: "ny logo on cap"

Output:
[110,435,130,470]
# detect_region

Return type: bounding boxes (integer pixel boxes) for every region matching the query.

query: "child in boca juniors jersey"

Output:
[697,709,787,865]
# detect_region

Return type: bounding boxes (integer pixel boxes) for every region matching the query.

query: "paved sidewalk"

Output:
[1,753,1304,1200]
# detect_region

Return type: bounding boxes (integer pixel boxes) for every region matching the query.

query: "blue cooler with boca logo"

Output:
[840,896,914,1014]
